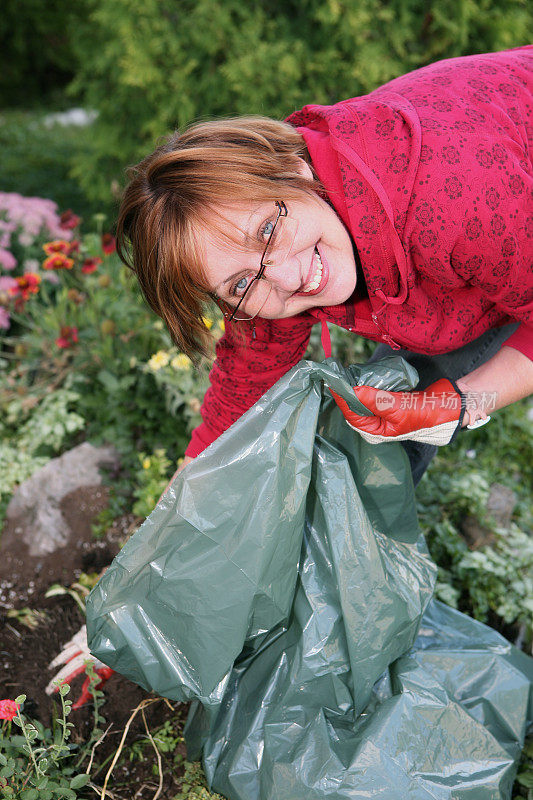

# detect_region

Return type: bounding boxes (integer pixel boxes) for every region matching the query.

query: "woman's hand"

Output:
[330,378,464,446]
[331,345,533,446]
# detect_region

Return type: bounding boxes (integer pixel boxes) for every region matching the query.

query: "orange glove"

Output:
[330,378,467,446]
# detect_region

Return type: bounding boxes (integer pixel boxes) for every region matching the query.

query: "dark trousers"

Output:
[366,323,520,486]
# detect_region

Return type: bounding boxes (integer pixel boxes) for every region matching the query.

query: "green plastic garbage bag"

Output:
[86,357,532,800]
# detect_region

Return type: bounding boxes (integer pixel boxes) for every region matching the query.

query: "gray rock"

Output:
[486,482,517,530]
[460,482,517,550]
[6,443,119,556]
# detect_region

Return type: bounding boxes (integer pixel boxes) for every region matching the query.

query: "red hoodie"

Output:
[186,46,533,458]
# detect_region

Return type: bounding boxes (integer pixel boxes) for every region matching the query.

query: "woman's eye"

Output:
[232,275,250,297]
[260,219,275,241]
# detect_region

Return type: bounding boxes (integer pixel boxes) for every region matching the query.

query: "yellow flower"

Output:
[153,320,164,330]
[171,353,192,371]
[142,457,151,470]
[202,316,214,330]
[218,319,225,333]
[148,350,170,371]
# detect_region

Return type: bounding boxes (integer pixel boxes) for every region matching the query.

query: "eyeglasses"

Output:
[215,201,293,323]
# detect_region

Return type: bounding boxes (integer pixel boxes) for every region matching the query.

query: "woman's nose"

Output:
[263,255,303,294]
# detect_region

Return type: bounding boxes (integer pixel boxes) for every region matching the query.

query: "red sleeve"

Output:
[503,323,533,361]
[185,314,315,457]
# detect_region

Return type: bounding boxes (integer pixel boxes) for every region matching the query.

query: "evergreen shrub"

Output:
[67,0,533,203]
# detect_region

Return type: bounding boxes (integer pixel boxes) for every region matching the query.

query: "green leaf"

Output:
[0,754,6,766]
[97,369,121,393]
[0,766,14,778]
[517,771,533,789]
[51,788,76,799]
[14,695,26,705]
[70,773,90,789]
[20,790,39,800]
[59,685,70,697]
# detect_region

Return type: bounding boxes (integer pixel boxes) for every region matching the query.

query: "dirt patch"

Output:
[0,487,190,799]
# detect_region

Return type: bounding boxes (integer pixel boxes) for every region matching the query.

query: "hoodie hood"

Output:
[287,93,423,306]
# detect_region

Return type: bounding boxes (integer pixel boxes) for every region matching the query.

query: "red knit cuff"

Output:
[185,423,220,458]
[502,323,533,362]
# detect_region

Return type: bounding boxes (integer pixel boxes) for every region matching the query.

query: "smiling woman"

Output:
[116,45,533,479]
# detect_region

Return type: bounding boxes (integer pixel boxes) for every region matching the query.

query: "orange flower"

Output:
[55,325,79,348]
[102,233,116,255]
[81,256,103,274]
[43,253,74,271]
[43,240,71,256]
[10,273,41,300]
[59,209,81,230]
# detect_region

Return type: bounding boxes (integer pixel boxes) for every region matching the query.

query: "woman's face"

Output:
[198,165,357,319]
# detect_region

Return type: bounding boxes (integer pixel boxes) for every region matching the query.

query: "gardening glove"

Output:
[46,624,114,710]
[330,378,467,446]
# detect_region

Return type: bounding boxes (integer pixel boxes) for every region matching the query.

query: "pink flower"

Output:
[0,699,19,721]
[0,276,18,293]
[0,249,17,271]
[0,307,10,330]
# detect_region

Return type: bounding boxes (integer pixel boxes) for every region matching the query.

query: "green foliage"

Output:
[0,0,87,106]
[0,678,101,799]
[417,399,533,645]
[133,448,174,518]
[515,736,533,799]
[66,0,533,204]
[16,389,85,454]
[0,385,85,506]
[172,760,225,800]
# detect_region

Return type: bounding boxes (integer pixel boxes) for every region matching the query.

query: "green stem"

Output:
[17,710,41,778]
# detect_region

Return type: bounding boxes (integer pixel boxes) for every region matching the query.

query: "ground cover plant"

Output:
[1,197,531,797]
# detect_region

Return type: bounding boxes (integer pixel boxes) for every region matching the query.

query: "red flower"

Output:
[101,233,116,255]
[81,256,103,274]
[55,326,79,349]
[10,273,41,301]
[43,240,71,256]
[43,253,74,271]
[0,699,20,721]
[68,240,80,256]
[59,210,81,230]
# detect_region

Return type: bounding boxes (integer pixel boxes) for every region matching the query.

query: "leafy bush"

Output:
[0,0,86,106]
[67,0,533,203]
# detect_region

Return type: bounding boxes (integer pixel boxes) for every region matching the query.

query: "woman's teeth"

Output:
[302,248,323,292]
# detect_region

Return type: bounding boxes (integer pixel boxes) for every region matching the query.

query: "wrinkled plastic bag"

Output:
[87,357,533,800]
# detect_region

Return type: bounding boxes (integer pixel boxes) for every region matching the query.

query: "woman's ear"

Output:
[296,157,314,182]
